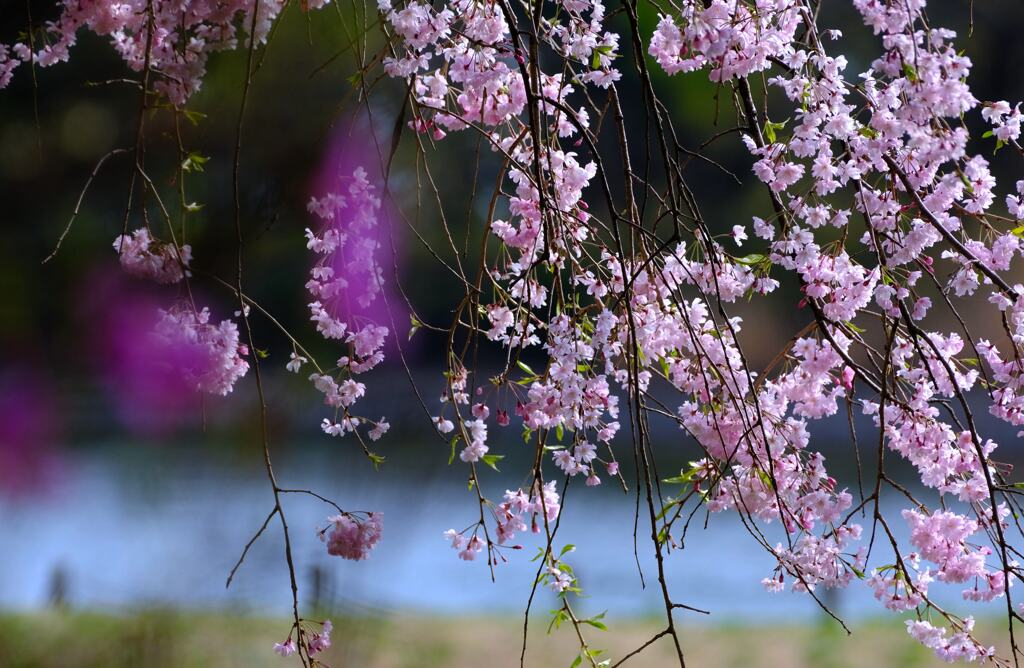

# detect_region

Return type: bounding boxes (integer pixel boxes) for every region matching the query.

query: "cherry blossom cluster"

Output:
[649,0,802,81]
[151,306,250,395]
[375,0,873,629]
[0,0,339,103]
[304,166,390,443]
[645,0,1024,660]
[108,227,248,396]
[273,619,333,660]
[443,480,561,562]
[113,228,192,284]
[617,253,863,593]
[379,0,621,112]
[906,617,996,664]
[319,511,383,561]
[376,0,637,581]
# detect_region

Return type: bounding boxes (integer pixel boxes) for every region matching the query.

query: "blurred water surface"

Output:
[0,439,998,624]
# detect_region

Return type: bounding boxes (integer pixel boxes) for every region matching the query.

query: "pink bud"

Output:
[840,365,855,390]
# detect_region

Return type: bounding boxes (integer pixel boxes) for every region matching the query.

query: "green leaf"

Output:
[517,360,536,376]
[181,151,209,173]
[409,314,422,340]
[367,452,386,470]
[560,544,576,556]
[556,424,564,441]
[590,44,615,69]
[481,454,505,471]
[663,461,704,485]
[754,467,775,490]
[548,609,568,634]
[655,499,678,521]
[735,253,766,266]
[959,170,974,194]
[571,655,583,668]
[183,109,207,126]
[902,62,919,83]
[762,118,789,144]
[448,436,460,465]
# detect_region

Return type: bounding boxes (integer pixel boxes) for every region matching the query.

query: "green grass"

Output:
[0,609,1008,667]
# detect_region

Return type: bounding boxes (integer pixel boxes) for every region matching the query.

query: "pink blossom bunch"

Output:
[113,228,192,284]
[493,482,561,544]
[443,481,561,562]
[906,618,995,663]
[305,166,390,442]
[322,512,383,561]
[903,509,1007,602]
[866,562,928,613]
[374,0,864,619]
[639,0,1024,658]
[307,619,333,655]
[272,637,296,656]
[649,0,803,80]
[0,0,338,104]
[272,619,333,660]
[150,306,249,395]
[443,529,485,561]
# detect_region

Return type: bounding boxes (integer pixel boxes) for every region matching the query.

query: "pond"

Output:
[0,439,992,624]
